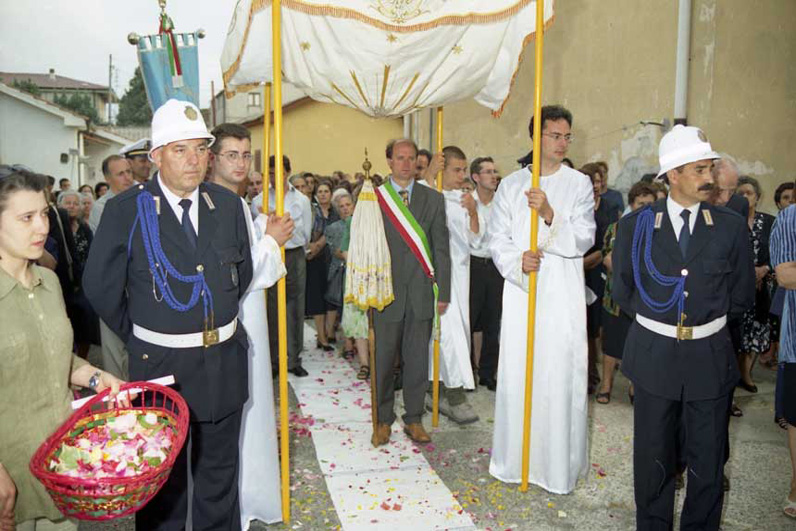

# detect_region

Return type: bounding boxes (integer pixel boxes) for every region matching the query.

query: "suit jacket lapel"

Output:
[197,184,218,258]
[148,176,187,252]
[684,203,712,266]
[653,201,682,263]
[409,184,426,222]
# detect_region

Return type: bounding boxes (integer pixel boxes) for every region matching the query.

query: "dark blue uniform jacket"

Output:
[83,176,253,421]
[612,199,754,401]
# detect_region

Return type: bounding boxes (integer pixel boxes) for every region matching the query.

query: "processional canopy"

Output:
[221,0,555,118]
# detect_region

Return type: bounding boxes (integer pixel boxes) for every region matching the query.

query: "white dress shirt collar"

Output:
[666,196,699,241]
[157,174,200,235]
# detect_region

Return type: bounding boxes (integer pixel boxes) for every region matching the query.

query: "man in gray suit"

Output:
[372,138,452,447]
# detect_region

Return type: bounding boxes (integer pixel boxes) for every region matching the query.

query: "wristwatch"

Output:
[88,371,102,391]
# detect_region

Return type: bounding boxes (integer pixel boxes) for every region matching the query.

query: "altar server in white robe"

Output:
[488,106,595,493]
[206,123,293,527]
[427,146,483,424]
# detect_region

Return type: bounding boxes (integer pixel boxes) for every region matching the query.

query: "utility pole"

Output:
[108,54,113,124]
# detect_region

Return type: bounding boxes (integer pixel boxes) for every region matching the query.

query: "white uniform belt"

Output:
[133,317,238,348]
[636,314,726,340]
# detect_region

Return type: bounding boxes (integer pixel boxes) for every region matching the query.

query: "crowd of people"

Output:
[1,99,795,531]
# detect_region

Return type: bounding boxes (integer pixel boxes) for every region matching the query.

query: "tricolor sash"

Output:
[375,181,440,329]
[375,182,435,280]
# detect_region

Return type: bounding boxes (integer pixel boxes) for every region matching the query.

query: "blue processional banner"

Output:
[137,31,201,112]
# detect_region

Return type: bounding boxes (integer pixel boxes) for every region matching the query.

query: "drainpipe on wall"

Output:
[673,0,692,126]
[78,131,86,186]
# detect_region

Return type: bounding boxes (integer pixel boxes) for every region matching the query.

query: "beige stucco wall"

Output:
[417,0,795,213]
[248,99,403,178]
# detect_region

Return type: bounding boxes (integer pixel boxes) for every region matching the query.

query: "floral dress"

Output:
[741,212,775,353]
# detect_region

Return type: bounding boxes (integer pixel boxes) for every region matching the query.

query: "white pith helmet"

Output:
[149,99,215,161]
[657,124,719,177]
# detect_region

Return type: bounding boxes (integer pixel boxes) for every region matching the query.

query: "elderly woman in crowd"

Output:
[735,175,776,396]
[80,192,93,225]
[335,187,371,378]
[56,190,99,358]
[580,163,621,394]
[596,181,657,404]
[0,167,125,531]
[306,178,340,350]
[77,184,94,198]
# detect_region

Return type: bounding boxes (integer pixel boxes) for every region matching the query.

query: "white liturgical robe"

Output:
[428,189,483,389]
[239,198,287,526]
[488,165,595,494]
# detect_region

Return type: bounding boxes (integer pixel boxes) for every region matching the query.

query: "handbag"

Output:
[325,261,344,307]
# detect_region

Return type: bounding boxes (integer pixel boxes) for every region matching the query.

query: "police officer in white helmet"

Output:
[84,99,254,530]
[611,125,755,530]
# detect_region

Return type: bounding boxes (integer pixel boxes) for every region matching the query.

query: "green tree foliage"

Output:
[116,67,152,126]
[54,92,101,123]
[12,78,41,96]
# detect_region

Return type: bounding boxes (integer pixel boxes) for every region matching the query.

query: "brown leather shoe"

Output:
[371,423,391,447]
[403,423,431,444]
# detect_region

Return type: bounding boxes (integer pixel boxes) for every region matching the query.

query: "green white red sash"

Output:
[375,182,435,279]
[376,181,440,331]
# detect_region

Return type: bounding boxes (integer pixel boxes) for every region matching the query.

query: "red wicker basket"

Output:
[29,382,189,521]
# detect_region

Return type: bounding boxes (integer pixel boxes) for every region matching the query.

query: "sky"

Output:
[0,0,236,109]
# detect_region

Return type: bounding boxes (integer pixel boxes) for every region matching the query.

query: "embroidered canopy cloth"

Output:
[221,0,554,117]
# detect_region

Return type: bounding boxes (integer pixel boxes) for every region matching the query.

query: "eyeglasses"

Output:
[217,151,253,163]
[542,133,574,143]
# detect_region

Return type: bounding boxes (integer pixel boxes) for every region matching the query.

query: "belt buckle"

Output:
[677,325,693,341]
[203,329,219,347]
[203,313,219,348]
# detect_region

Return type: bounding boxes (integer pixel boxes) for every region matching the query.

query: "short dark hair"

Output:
[738,175,761,199]
[59,178,70,186]
[442,145,466,168]
[470,156,494,176]
[417,149,433,162]
[0,166,47,219]
[628,181,658,206]
[579,162,603,184]
[210,123,251,154]
[775,182,794,205]
[639,173,658,184]
[385,138,418,159]
[268,155,291,174]
[528,104,573,138]
[315,178,333,194]
[47,175,55,187]
[94,182,109,196]
[562,157,574,168]
[102,154,126,178]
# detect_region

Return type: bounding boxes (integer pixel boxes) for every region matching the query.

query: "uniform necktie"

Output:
[398,190,409,206]
[179,198,197,249]
[679,209,691,258]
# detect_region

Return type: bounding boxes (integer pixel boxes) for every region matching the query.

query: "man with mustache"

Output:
[612,125,755,530]
[84,100,255,530]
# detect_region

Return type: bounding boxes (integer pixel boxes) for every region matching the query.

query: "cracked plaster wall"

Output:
[416,0,795,213]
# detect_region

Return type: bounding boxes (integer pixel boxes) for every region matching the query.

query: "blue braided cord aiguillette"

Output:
[131,191,214,321]
[631,208,686,316]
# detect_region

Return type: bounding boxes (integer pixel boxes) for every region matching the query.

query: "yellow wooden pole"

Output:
[520,0,545,493]
[272,1,290,521]
[432,106,443,427]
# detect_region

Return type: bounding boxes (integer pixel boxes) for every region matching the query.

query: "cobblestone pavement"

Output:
[76,340,791,530]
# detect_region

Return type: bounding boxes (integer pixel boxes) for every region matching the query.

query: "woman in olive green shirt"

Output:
[0,168,125,531]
